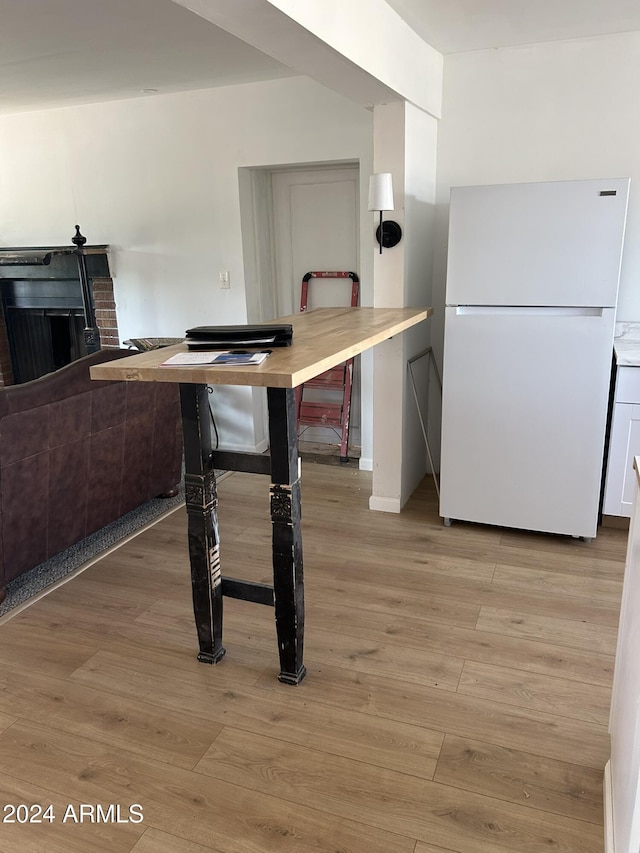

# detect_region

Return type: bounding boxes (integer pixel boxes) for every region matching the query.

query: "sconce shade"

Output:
[368,173,395,211]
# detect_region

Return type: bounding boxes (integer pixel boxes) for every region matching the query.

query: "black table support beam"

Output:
[222,577,275,606]
[212,450,271,476]
[179,383,226,665]
[179,383,306,684]
[267,386,306,685]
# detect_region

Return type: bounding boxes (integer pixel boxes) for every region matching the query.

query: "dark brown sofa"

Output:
[0,348,183,600]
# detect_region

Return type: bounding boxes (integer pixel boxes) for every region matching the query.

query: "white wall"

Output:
[369,101,438,511]
[0,75,373,451]
[370,102,406,510]
[402,102,438,503]
[433,31,640,371]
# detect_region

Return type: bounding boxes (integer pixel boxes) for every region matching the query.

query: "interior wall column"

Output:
[369,101,439,512]
[370,101,407,512]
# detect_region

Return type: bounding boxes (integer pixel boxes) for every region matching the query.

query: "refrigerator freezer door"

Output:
[439,306,616,537]
[446,179,629,308]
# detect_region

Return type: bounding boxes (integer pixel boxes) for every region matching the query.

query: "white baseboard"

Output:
[359,457,373,471]
[604,760,614,853]
[218,437,269,454]
[369,494,401,514]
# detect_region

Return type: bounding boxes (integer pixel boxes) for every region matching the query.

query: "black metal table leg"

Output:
[267,386,306,685]
[179,383,225,665]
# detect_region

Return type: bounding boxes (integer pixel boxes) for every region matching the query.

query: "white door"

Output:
[270,166,360,449]
[446,178,630,307]
[271,167,359,314]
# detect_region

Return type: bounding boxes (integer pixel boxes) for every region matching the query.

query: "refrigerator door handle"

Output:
[454,306,606,317]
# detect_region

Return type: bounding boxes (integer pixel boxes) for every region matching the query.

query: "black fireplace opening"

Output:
[0,231,112,386]
[1,277,89,385]
[5,306,87,384]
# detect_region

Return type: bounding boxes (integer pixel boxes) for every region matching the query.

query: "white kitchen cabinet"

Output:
[604,366,640,518]
[604,457,640,852]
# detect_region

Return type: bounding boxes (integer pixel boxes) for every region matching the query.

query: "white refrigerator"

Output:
[439,178,630,539]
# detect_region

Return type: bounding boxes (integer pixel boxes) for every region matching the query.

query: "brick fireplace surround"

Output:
[90,275,120,349]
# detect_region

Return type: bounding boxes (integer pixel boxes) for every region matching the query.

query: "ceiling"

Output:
[0,0,293,115]
[3,0,640,116]
[385,0,640,54]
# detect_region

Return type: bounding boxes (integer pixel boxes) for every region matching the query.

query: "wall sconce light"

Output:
[368,172,402,253]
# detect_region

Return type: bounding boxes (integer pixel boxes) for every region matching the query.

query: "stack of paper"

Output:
[161,351,270,367]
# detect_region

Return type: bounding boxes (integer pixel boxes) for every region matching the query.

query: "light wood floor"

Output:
[0,462,626,853]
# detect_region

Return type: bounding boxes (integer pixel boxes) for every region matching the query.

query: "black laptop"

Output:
[185,323,293,350]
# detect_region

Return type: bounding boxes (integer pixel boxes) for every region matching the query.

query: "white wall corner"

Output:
[371,335,404,510]
[371,100,437,510]
[265,0,443,116]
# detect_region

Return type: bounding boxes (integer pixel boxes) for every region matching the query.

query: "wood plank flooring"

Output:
[0,462,626,852]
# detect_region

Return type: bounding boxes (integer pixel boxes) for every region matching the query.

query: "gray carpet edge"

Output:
[0,483,186,618]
